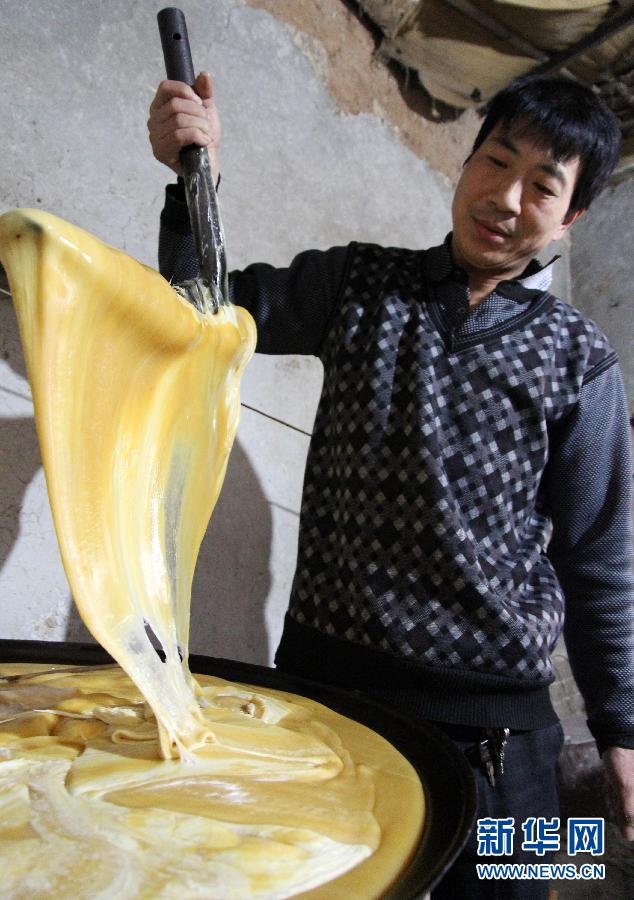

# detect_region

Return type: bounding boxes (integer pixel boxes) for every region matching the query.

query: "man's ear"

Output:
[560,208,585,234]
[552,207,584,240]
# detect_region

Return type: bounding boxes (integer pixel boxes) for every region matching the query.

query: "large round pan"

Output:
[0,639,476,898]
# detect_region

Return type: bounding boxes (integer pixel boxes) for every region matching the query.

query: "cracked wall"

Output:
[246,0,481,184]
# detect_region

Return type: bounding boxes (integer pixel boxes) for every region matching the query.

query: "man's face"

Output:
[451,122,582,281]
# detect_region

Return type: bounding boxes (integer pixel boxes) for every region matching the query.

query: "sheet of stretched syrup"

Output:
[0,210,425,897]
[0,209,257,759]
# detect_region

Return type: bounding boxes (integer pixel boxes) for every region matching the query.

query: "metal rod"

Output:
[521,3,634,79]
[441,0,549,63]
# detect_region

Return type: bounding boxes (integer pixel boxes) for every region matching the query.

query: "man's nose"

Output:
[489,176,522,216]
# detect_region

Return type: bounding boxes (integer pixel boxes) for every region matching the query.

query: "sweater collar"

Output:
[423,233,559,301]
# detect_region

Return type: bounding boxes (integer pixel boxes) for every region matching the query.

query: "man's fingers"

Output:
[603,747,634,842]
[150,107,211,135]
[150,79,203,113]
[147,75,219,175]
[149,110,213,151]
[150,73,213,110]
[616,793,634,842]
[193,71,213,102]
[149,100,207,132]
[613,796,634,841]
[150,126,211,163]
[157,126,212,152]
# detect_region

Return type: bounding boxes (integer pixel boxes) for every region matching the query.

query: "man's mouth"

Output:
[473,218,512,241]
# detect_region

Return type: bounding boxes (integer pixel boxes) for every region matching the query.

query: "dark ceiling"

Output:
[357,0,634,177]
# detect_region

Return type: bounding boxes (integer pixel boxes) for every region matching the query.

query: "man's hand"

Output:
[603,746,634,841]
[147,72,220,178]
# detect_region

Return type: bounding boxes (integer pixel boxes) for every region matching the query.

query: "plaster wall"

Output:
[569,178,634,417]
[549,175,634,723]
[0,0,461,662]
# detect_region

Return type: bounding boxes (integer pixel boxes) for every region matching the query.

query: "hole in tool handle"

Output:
[157,8,195,85]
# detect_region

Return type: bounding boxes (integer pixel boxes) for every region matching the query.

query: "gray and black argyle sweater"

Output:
[160,185,634,750]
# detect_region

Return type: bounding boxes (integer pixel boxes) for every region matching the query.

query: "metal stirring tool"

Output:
[158,7,228,315]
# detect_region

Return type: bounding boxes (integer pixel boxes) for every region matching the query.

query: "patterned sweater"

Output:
[160,185,634,751]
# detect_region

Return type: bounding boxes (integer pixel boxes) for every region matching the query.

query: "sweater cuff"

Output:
[161,180,190,235]
[592,729,634,756]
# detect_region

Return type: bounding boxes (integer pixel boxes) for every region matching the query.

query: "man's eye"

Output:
[535,183,556,196]
[488,156,506,168]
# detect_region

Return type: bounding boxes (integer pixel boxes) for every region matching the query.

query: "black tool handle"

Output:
[157,7,195,85]
[157,8,200,173]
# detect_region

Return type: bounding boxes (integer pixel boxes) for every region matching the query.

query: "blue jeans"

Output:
[431,721,565,900]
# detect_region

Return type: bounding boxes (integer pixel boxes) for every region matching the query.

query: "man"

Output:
[148,73,633,896]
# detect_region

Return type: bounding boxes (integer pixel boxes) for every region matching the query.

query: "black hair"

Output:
[471,75,622,214]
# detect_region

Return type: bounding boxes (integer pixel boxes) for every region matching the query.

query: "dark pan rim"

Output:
[0,639,476,898]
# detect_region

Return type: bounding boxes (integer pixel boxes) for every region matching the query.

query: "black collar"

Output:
[422,233,557,302]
